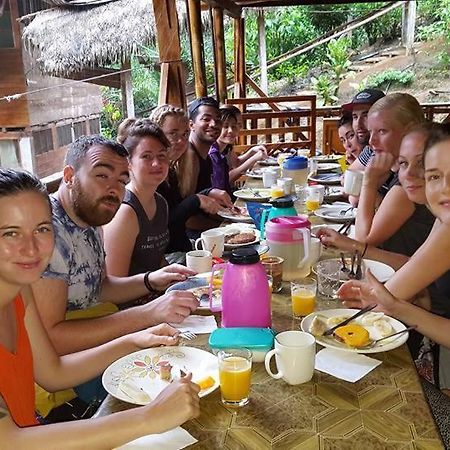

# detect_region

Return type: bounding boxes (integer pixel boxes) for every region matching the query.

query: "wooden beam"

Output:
[233,16,246,101]
[120,60,135,118]
[65,68,122,89]
[201,0,241,18]
[402,1,416,56]
[187,0,208,98]
[153,0,186,108]
[257,9,268,94]
[212,7,227,103]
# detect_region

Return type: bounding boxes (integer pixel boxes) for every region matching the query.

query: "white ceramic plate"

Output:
[314,154,342,163]
[317,163,341,172]
[301,308,408,354]
[314,204,356,223]
[223,227,261,248]
[217,207,254,223]
[245,167,272,179]
[309,173,342,185]
[102,347,219,405]
[361,259,395,282]
[234,188,271,202]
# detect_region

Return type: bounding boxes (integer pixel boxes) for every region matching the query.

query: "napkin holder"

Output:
[209,327,274,362]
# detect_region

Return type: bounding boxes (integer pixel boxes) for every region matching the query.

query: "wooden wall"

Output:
[0,49,30,128]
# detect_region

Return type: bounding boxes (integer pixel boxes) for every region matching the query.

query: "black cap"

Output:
[230,248,260,265]
[269,195,294,208]
[188,96,220,118]
[342,89,385,111]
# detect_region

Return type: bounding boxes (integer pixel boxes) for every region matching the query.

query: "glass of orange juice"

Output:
[291,277,317,318]
[305,187,321,212]
[218,349,252,406]
[270,184,285,199]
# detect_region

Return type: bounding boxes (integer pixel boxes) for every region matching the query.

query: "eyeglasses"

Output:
[166,131,189,143]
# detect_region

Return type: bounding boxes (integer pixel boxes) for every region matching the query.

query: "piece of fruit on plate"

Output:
[333,324,370,348]
[194,375,216,391]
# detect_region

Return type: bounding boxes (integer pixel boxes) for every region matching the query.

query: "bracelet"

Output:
[143,271,154,292]
[361,243,369,258]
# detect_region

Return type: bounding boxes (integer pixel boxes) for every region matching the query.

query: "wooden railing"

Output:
[226,95,317,155]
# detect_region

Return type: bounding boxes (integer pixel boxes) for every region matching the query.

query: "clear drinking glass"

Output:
[290,277,317,318]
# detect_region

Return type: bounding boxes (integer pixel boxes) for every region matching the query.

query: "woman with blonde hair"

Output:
[354,92,428,255]
[150,105,222,252]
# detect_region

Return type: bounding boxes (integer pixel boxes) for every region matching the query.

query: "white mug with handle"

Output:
[195,229,225,258]
[265,331,316,385]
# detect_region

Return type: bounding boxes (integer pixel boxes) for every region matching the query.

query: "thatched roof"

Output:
[22,0,188,76]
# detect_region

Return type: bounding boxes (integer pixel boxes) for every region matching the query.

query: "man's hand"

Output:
[131,323,181,348]
[338,269,396,314]
[146,264,196,291]
[208,189,233,209]
[142,290,199,324]
[197,194,222,215]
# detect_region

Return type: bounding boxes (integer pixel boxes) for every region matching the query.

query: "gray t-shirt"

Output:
[42,195,105,311]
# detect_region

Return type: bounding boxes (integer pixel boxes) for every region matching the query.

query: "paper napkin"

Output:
[116,426,197,449]
[171,315,218,334]
[315,348,382,382]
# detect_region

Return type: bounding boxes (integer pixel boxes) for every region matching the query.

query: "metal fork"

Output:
[179,330,197,340]
[360,326,416,349]
[339,206,354,216]
[248,186,262,198]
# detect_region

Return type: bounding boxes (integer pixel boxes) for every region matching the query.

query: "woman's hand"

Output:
[147,264,196,291]
[132,323,180,348]
[143,373,201,433]
[197,194,222,215]
[338,269,396,314]
[315,227,358,253]
[364,152,395,188]
[208,189,233,208]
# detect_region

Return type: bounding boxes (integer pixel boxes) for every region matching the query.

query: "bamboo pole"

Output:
[212,7,227,103]
[187,0,207,98]
[233,16,246,100]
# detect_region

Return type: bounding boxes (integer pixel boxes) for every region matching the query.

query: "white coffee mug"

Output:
[277,177,293,195]
[265,331,316,385]
[343,170,364,196]
[186,250,212,273]
[263,170,278,188]
[195,229,224,257]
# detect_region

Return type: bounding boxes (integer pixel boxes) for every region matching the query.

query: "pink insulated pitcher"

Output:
[210,248,271,328]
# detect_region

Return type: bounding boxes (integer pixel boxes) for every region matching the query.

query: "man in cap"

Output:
[342,88,385,171]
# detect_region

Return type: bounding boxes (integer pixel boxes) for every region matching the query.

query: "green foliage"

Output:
[361,69,415,91]
[311,74,338,106]
[100,91,123,140]
[326,37,352,83]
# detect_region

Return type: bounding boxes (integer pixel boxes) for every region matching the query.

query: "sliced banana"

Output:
[373,318,393,337]
[361,312,385,326]
[119,379,151,404]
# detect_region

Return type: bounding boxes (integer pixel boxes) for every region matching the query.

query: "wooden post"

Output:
[257,9,268,94]
[152,0,186,108]
[120,60,135,118]
[212,7,227,103]
[187,0,207,97]
[401,0,416,56]
[233,16,246,100]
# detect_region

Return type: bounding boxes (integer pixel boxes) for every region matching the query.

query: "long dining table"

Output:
[96,174,444,449]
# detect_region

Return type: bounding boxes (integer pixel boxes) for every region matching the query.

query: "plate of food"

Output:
[234,188,271,202]
[217,206,254,223]
[166,276,222,311]
[102,347,219,405]
[258,156,279,166]
[317,163,341,172]
[314,154,343,163]
[223,226,260,248]
[314,204,356,222]
[245,167,273,179]
[323,185,345,200]
[301,309,409,353]
[309,173,342,185]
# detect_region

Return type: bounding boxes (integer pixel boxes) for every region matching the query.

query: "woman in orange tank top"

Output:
[0,168,200,446]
